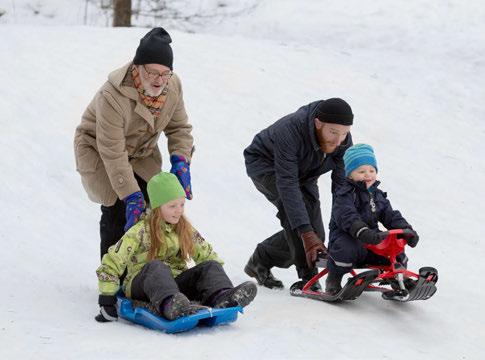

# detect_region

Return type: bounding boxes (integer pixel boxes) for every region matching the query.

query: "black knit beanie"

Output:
[133,27,173,69]
[315,98,354,126]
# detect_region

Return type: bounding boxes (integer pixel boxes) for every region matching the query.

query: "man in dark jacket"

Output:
[243,98,354,290]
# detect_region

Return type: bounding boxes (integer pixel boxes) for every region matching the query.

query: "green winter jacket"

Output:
[96,219,223,298]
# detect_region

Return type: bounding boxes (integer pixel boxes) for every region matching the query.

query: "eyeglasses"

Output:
[143,65,173,81]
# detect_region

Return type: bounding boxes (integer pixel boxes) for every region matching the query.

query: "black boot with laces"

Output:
[244,256,284,289]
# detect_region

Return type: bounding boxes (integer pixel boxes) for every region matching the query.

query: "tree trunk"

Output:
[113,0,132,27]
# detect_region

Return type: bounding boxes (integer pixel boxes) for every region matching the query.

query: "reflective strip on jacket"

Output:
[329,180,410,243]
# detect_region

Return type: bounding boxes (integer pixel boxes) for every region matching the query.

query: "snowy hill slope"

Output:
[1,2,484,359]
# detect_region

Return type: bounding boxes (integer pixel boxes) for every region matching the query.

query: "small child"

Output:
[326,144,419,294]
[95,172,257,322]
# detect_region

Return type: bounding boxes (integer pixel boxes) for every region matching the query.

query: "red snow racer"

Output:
[290,229,438,302]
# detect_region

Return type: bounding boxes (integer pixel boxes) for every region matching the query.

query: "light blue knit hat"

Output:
[343,144,378,177]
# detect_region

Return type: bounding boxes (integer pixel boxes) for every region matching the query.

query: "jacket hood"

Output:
[107,62,139,101]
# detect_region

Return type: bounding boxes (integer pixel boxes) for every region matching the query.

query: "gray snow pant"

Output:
[249,173,325,279]
[130,260,234,310]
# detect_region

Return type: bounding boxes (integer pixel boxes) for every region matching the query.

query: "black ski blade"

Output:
[290,270,379,302]
[407,267,438,301]
[382,266,438,302]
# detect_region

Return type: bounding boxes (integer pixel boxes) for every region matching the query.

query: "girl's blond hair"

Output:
[147,207,194,260]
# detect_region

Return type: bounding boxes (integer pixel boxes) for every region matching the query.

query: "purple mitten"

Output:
[123,191,145,232]
[170,154,192,199]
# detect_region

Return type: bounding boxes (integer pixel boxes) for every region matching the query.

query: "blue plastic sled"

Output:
[117,294,243,334]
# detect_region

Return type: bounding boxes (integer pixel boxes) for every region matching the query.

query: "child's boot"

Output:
[325,272,343,295]
[161,293,198,320]
[212,281,258,308]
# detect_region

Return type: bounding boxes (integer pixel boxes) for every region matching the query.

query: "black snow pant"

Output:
[249,173,325,280]
[130,260,234,310]
[328,232,408,276]
[99,173,149,259]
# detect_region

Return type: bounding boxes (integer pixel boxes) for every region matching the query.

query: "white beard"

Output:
[144,86,163,97]
[140,76,164,97]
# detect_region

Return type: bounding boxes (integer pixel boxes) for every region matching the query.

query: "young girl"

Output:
[95,172,257,322]
[326,144,419,294]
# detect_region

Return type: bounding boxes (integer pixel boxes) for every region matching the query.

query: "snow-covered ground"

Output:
[1,1,484,359]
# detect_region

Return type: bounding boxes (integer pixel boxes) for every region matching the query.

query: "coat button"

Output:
[118,177,124,184]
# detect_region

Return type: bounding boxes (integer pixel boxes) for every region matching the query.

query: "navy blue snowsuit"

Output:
[328,179,411,275]
[244,101,352,277]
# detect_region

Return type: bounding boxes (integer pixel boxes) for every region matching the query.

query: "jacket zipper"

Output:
[369,191,377,224]
[321,152,327,164]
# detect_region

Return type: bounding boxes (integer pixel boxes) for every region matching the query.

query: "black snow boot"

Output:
[244,256,284,289]
[303,279,322,292]
[299,267,322,292]
[325,272,343,295]
[212,281,258,309]
[161,293,199,321]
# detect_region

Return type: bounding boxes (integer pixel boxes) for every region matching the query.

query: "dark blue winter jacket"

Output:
[244,101,353,230]
[329,179,410,243]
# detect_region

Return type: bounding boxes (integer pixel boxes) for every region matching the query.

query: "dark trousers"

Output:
[99,173,149,259]
[328,233,408,275]
[130,260,234,309]
[250,173,325,279]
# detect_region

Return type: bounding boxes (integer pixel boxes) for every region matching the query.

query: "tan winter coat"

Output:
[74,62,193,206]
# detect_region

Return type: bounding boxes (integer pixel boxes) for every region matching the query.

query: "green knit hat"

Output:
[147,172,185,209]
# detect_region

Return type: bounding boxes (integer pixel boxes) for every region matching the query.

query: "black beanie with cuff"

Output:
[315,98,353,126]
[133,27,173,69]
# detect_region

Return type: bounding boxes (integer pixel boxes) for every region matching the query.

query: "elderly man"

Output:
[243,98,354,290]
[74,27,194,259]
